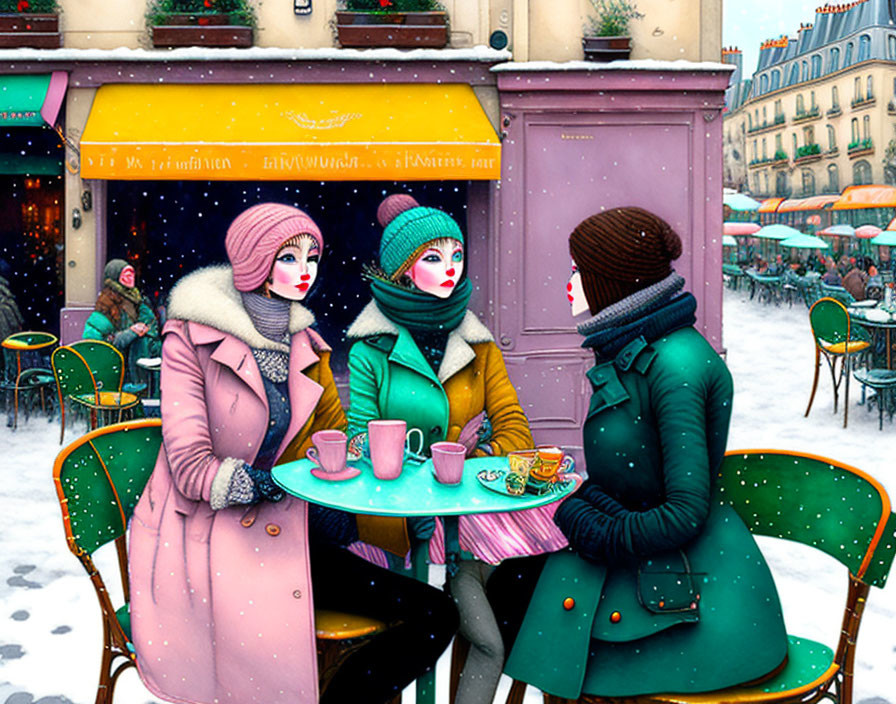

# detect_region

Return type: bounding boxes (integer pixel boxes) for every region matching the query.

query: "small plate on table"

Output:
[475,466,577,498]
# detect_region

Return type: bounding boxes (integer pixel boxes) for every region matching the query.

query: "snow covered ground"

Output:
[1,286,895,704]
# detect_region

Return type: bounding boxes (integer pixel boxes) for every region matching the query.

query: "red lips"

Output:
[297,283,310,292]
[567,294,574,302]
[441,280,455,288]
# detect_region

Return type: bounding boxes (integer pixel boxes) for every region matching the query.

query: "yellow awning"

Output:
[831,185,896,210]
[80,83,501,181]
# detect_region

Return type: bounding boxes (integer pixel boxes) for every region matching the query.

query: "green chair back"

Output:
[717,450,896,588]
[69,339,126,394]
[808,297,869,348]
[53,419,162,556]
[51,345,97,400]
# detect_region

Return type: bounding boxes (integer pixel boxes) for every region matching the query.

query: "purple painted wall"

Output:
[490,66,731,457]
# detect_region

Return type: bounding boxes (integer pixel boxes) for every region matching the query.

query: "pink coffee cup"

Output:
[306,429,348,475]
[368,420,407,480]
[431,441,466,485]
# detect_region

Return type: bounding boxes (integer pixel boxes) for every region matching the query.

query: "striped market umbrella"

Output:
[722,235,738,247]
[723,192,762,211]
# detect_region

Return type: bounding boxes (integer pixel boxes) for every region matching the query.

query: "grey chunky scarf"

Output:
[241,293,291,382]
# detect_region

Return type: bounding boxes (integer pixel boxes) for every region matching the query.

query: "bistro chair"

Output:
[1,331,57,429]
[543,449,896,704]
[805,297,871,428]
[853,368,896,430]
[820,282,856,307]
[52,340,141,444]
[52,419,163,704]
[54,418,397,704]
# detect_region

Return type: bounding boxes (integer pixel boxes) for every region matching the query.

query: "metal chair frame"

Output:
[52,340,140,444]
[805,297,871,428]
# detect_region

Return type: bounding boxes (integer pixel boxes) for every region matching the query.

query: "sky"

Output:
[723,0,825,79]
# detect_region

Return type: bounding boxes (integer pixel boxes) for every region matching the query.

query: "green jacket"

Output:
[83,297,161,384]
[345,301,532,455]
[504,328,788,698]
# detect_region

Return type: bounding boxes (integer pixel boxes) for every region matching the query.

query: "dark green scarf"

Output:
[370,276,472,332]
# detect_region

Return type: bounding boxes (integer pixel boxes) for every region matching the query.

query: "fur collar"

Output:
[166,265,316,352]
[346,300,493,382]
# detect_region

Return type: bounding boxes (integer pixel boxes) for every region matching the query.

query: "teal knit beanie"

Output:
[378,195,464,278]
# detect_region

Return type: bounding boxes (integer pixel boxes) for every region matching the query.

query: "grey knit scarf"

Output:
[241,293,291,383]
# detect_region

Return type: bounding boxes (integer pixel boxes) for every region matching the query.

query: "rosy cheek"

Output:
[410,263,442,290]
[272,265,295,286]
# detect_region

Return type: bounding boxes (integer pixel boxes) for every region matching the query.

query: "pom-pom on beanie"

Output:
[377,194,464,279]
[225,203,324,293]
[569,207,682,314]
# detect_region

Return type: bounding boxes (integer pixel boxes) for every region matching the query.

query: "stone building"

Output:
[723,0,896,199]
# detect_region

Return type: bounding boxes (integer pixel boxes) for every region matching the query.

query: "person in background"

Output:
[842,260,869,300]
[821,256,843,286]
[82,258,161,388]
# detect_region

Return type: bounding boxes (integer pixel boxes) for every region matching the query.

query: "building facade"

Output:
[723,0,896,199]
[1,0,727,459]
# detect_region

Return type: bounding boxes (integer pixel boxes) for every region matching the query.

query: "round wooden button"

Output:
[265,523,281,536]
[610,611,622,624]
[562,597,575,611]
[240,515,255,528]
[292,589,302,599]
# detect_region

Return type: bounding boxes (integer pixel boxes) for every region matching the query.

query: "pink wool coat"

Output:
[128,266,344,704]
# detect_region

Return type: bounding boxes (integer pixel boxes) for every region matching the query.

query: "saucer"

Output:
[310,466,362,481]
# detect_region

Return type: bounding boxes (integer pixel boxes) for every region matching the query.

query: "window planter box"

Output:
[826,106,842,117]
[0,13,61,48]
[335,11,448,48]
[151,13,253,48]
[794,153,822,165]
[792,108,820,124]
[582,35,631,62]
[770,156,789,168]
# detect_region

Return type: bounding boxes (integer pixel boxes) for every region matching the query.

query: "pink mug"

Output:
[367,420,416,480]
[306,429,348,475]
[430,441,466,485]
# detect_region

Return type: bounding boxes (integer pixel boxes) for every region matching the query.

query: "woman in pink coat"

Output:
[128,203,457,704]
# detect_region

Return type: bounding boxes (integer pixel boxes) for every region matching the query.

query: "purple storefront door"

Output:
[490,65,733,460]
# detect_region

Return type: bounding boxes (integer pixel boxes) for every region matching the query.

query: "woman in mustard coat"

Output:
[345,194,569,704]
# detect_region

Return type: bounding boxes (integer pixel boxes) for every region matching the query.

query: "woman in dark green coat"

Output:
[490,207,788,699]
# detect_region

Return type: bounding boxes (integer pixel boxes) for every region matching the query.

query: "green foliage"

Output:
[848,138,873,151]
[342,0,443,11]
[586,0,643,37]
[0,0,58,11]
[773,149,788,161]
[795,143,821,158]
[146,0,257,27]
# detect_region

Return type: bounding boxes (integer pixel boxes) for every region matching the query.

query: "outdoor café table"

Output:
[848,303,896,369]
[136,356,161,415]
[1,331,57,429]
[744,270,782,304]
[272,454,580,704]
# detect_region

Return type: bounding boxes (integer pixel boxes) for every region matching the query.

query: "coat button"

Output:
[562,597,575,611]
[658,600,665,609]
[431,425,442,436]
[610,611,622,624]
[240,515,255,528]
[293,589,302,599]
[265,523,281,536]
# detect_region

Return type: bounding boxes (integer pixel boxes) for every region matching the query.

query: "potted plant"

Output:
[335,0,448,49]
[146,0,256,48]
[0,0,61,48]
[582,0,643,62]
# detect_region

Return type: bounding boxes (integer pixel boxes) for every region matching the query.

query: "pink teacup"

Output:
[431,441,466,485]
[306,430,348,475]
[368,420,408,480]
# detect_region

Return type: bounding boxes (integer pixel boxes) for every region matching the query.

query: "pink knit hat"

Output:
[225,203,324,292]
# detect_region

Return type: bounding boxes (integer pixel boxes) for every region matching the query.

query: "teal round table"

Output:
[272,454,579,704]
[272,455,579,516]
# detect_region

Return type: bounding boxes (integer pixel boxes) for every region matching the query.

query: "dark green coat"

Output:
[504,328,788,698]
